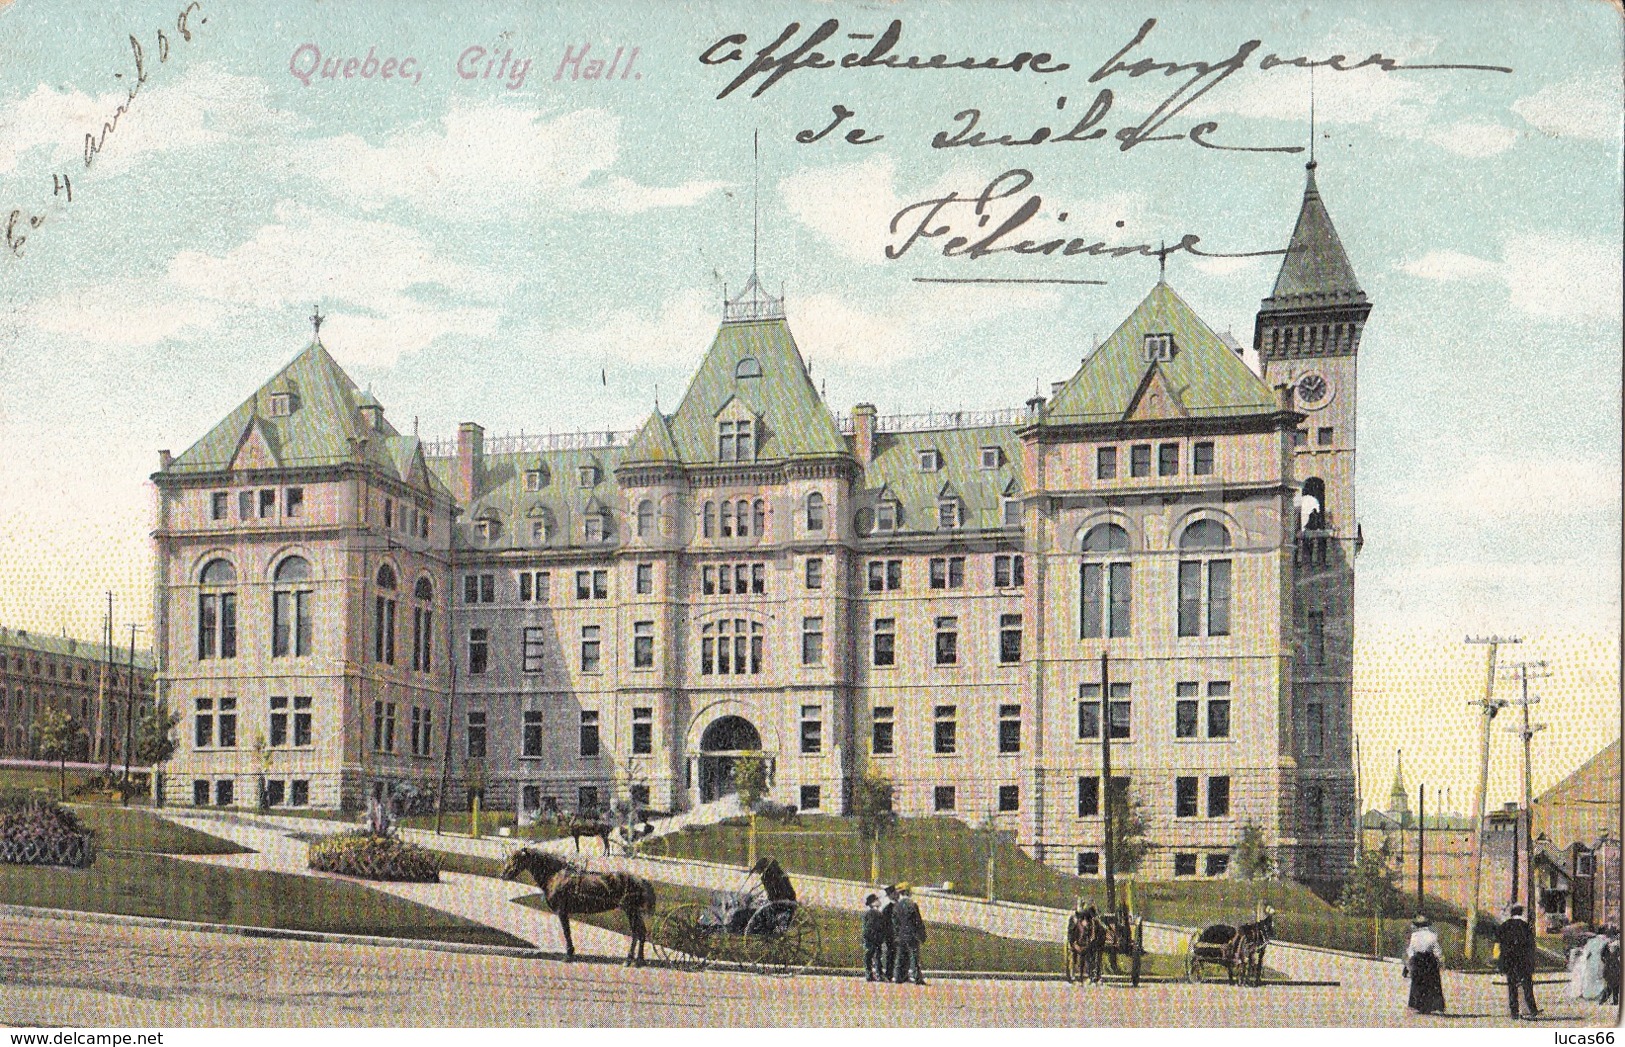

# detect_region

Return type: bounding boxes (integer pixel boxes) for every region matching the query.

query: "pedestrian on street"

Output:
[1600,927,1621,1006]
[1496,904,1540,1020]
[862,893,888,981]
[890,882,927,985]
[880,885,898,980]
[1403,915,1447,1015]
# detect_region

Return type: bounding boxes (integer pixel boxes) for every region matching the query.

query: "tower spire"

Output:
[1308,65,1316,167]
[310,304,325,342]
[752,128,760,278]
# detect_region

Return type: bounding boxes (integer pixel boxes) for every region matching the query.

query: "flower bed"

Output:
[308,831,439,883]
[0,794,96,869]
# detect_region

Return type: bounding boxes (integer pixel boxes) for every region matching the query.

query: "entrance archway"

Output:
[698,715,762,803]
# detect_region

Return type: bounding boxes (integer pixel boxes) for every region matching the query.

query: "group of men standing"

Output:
[862,883,927,984]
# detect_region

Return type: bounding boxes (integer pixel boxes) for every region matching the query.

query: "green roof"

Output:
[623,409,681,466]
[165,341,450,498]
[0,626,154,671]
[861,425,1021,533]
[1042,281,1278,425]
[426,445,628,550]
[660,318,847,464]
[1262,164,1366,309]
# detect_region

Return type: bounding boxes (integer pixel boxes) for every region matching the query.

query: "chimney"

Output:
[1026,393,1046,420]
[158,449,172,470]
[358,395,385,431]
[1050,380,1066,398]
[456,422,484,504]
[851,404,876,465]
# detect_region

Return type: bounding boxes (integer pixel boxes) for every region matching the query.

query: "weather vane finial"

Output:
[311,305,325,339]
[1308,66,1317,169]
[1158,240,1167,282]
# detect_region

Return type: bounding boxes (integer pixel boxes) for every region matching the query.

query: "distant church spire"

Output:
[1388,749,1411,821]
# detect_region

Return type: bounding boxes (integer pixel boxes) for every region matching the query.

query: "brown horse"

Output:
[1066,904,1107,983]
[549,813,612,855]
[501,847,657,965]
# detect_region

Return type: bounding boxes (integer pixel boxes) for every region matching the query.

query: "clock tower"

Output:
[1256,160,1369,891]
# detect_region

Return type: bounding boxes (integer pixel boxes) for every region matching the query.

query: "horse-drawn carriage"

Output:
[1066,902,1145,984]
[653,858,822,975]
[1186,908,1274,986]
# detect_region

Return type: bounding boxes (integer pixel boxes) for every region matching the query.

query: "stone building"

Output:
[151,163,1366,885]
[0,625,155,764]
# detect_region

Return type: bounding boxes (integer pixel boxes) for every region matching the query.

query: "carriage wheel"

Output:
[745,901,821,976]
[1185,950,1203,984]
[652,904,713,972]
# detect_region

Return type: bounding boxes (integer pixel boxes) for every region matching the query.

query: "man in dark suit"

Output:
[890,882,927,985]
[861,894,887,981]
[1496,904,1540,1020]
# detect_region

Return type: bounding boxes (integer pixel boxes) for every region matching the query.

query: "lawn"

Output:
[1,766,110,801]
[70,805,248,856]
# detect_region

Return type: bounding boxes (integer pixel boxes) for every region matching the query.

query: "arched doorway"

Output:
[698,715,762,803]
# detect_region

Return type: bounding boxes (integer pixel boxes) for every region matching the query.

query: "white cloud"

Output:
[1393,456,1620,518]
[520,288,719,367]
[30,277,222,345]
[1400,235,1620,325]
[1422,121,1518,157]
[1513,73,1623,143]
[308,103,723,217]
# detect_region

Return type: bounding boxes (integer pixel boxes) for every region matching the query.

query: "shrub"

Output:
[0,792,96,867]
[308,830,439,883]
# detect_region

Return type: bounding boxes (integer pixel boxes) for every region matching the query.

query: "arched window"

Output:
[272,556,313,659]
[735,356,763,379]
[806,492,826,531]
[412,576,434,672]
[197,558,237,660]
[374,564,397,665]
[1080,523,1131,553]
[1079,524,1131,639]
[637,499,655,539]
[720,500,735,538]
[735,499,751,538]
[1179,520,1232,550]
[703,501,716,539]
[752,499,766,538]
[1300,478,1326,532]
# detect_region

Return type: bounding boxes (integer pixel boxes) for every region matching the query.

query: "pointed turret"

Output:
[1388,749,1411,824]
[1254,163,1372,363]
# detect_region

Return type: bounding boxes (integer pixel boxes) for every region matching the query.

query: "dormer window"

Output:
[919,449,942,472]
[980,447,1003,470]
[578,465,599,488]
[524,468,547,492]
[474,513,501,541]
[874,500,899,533]
[269,392,293,417]
[735,356,763,379]
[937,499,961,530]
[718,419,754,463]
[1002,497,1022,526]
[584,510,611,543]
[1145,333,1175,362]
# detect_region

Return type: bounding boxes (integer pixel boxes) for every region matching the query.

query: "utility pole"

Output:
[1100,650,1115,914]
[1416,782,1425,911]
[1503,659,1551,920]
[123,624,138,800]
[100,592,113,770]
[1463,634,1516,965]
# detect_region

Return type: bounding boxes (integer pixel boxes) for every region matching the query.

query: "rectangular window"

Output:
[285,487,304,517]
[871,706,894,755]
[980,446,1003,469]
[1096,446,1117,480]
[919,449,941,472]
[1176,681,1200,739]
[998,785,1020,812]
[198,594,217,660]
[1305,702,1324,757]
[1308,611,1326,665]
[410,706,432,757]
[412,608,432,671]
[258,489,275,518]
[1077,684,1100,740]
[1178,561,1203,637]
[805,557,823,589]
[215,779,234,807]
[1317,426,1333,446]
[211,492,228,520]
[1130,444,1151,478]
[290,780,309,806]
[522,626,545,673]
[933,785,956,812]
[1207,775,1231,818]
[374,596,397,664]
[875,501,898,532]
[1176,776,1199,818]
[193,698,214,748]
[1158,443,1179,476]
[1003,498,1022,526]
[933,705,957,754]
[801,617,824,666]
[238,490,253,520]
[1082,563,1132,638]
[383,499,394,530]
[633,621,654,669]
[800,785,822,811]
[751,564,765,595]
[1077,775,1100,817]
[998,704,1021,754]
[999,614,1023,664]
[800,705,823,754]
[576,570,592,600]
[293,696,312,747]
[1206,854,1231,877]
[522,710,544,758]
[580,626,601,674]
[1293,429,1308,448]
[590,570,608,599]
[937,501,960,530]
[468,628,489,675]
[1108,682,1132,740]
[635,563,653,594]
[217,697,237,748]
[1174,853,1197,877]
[463,574,494,604]
[994,554,1025,588]
[1077,851,1101,876]
[632,707,652,755]
[872,618,895,667]
[1207,682,1232,739]
[1192,442,1215,475]
[269,695,288,747]
[579,711,600,757]
[1208,560,1232,637]
[466,710,487,759]
[703,566,716,595]
[934,617,958,666]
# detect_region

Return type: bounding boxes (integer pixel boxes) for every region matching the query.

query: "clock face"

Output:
[1296,373,1329,407]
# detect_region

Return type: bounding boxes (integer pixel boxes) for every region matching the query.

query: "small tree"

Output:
[134,703,179,766]
[1108,786,1150,874]
[1339,842,1403,918]
[854,770,897,882]
[31,708,86,801]
[733,753,767,865]
[1234,821,1276,880]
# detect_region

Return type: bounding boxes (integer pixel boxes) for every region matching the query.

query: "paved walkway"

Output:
[157,810,635,960]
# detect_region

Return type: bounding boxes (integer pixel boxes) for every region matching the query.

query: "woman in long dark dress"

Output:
[1405,915,1447,1015]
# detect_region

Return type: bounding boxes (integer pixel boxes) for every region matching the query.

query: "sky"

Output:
[0,0,1618,810]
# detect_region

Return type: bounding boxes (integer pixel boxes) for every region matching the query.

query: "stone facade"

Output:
[0,625,154,764]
